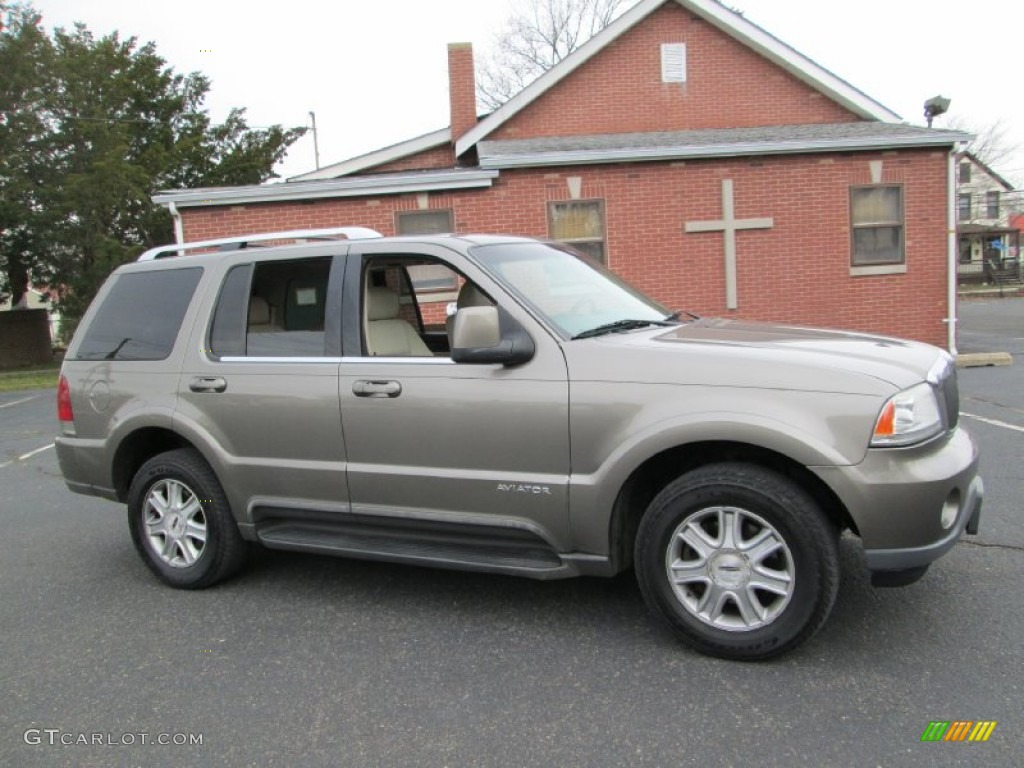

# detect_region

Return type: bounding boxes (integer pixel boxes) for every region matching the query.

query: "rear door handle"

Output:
[352,380,402,398]
[189,376,227,393]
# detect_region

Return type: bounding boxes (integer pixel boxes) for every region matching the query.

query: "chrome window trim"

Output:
[218,356,343,364]
[340,356,456,365]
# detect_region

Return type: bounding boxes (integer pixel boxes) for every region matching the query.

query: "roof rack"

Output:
[137,226,383,261]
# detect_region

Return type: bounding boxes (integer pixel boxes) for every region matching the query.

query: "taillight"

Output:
[57,375,74,422]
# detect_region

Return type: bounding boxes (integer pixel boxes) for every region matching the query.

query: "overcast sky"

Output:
[27,0,1024,186]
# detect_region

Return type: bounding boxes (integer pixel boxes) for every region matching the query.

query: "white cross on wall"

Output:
[685,179,774,310]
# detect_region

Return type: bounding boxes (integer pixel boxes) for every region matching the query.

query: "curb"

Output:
[956,352,1013,368]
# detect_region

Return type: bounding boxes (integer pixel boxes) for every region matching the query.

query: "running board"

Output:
[253,510,569,579]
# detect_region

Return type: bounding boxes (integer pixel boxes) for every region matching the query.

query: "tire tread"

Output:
[635,462,840,661]
[127,448,246,589]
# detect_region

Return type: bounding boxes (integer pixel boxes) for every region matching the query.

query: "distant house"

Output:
[0,286,61,342]
[956,152,1020,285]
[153,0,972,350]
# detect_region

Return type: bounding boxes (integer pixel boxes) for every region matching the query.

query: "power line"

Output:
[44,114,289,131]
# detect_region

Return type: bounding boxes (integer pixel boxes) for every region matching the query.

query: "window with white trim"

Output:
[986,191,1000,219]
[396,210,459,293]
[548,200,606,264]
[958,193,972,222]
[850,186,904,267]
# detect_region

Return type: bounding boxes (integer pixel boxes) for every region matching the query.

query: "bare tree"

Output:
[477,0,637,111]
[946,116,1021,182]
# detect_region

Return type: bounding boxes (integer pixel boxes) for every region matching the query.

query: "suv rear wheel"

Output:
[635,463,839,660]
[127,448,246,589]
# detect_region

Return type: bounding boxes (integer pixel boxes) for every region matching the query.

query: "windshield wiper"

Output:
[665,310,700,321]
[572,319,676,340]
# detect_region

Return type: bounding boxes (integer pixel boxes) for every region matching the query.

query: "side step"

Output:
[253,508,567,578]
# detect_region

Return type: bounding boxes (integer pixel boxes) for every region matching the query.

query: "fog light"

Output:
[941,491,961,530]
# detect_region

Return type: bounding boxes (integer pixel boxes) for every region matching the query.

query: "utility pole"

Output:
[309,111,320,170]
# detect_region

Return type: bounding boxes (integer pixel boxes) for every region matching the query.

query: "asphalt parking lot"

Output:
[1,303,1022,767]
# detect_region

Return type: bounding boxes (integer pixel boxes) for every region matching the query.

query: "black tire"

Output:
[635,463,839,661]
[127,448,246,589]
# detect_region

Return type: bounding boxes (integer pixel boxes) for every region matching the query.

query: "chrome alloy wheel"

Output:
[142,479,208,568]
[665,506,795,631]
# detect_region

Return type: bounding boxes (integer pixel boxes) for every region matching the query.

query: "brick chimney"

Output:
[447,43,477,144]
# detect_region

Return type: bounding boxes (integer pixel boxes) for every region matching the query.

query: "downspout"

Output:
[168,200,185,245]
[946,149,958,356]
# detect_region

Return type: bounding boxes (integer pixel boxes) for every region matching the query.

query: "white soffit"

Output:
[153,169,499,208]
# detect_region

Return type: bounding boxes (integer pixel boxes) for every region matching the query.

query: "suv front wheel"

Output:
[127,448,246,589]
[635,463,839,660]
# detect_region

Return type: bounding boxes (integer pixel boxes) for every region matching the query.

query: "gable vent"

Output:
[661,43,687,83]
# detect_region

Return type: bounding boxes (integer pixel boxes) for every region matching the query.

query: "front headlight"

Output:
[871,382,944,447]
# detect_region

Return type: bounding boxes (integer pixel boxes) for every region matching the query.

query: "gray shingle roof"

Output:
[478,123,972,168]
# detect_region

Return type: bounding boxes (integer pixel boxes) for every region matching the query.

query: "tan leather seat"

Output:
[248,296,277,333]
[365,287,431,356]
[446,282,493,341]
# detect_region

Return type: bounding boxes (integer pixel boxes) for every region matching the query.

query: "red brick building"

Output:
[155,0,970,349]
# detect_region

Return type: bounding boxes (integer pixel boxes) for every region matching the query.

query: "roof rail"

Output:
[137,226,383,261]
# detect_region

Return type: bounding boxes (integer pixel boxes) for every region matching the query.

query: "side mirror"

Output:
[451,306,535,365]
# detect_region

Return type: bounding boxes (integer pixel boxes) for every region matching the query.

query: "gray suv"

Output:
[56,227,983,660]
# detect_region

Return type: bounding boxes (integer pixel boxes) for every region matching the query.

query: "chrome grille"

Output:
[942,368,960,431]
[927,353,959,432]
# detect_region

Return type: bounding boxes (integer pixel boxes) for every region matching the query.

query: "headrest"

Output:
[366,287,400,321]
[457,282,490,309]
[248,296,271,325]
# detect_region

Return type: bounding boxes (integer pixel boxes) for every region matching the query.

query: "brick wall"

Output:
[180,147,953,347]
[492,3,858,141]
[367,144,456,174]
[0,309,53,369]
[172,1,953,348]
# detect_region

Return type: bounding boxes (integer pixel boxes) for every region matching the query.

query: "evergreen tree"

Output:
[0,2,305,328]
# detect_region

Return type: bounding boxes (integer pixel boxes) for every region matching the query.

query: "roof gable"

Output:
[960,151,1015,192]
[289,128,451,182]
[455,0,900,156]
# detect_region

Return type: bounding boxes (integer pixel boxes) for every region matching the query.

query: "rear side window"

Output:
[73,268,203,361]
[209,257,332,358]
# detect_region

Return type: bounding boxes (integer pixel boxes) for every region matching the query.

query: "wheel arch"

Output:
[112,427,198,502]
[607,441,855,574]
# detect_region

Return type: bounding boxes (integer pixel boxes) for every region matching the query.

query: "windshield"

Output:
[469,241,673,338]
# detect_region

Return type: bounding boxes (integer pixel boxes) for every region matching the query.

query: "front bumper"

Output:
[864,474,982,572]
[812,426,982,581]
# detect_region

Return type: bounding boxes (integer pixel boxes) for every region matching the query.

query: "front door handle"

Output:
[352,380,402,398]
[189,376,227,393]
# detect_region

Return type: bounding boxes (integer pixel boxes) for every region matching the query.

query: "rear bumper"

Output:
[56,436,118,502]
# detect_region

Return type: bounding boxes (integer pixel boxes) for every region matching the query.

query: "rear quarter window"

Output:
[73,268,203,361]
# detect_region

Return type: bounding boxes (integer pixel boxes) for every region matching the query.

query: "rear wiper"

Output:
[104,338,132,360]
[572,319,676,340]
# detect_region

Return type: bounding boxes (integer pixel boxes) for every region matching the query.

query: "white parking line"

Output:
[19,443,55,461]
[0,442,55,470]
[0,395,39,409]
[961,413,1024,434]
